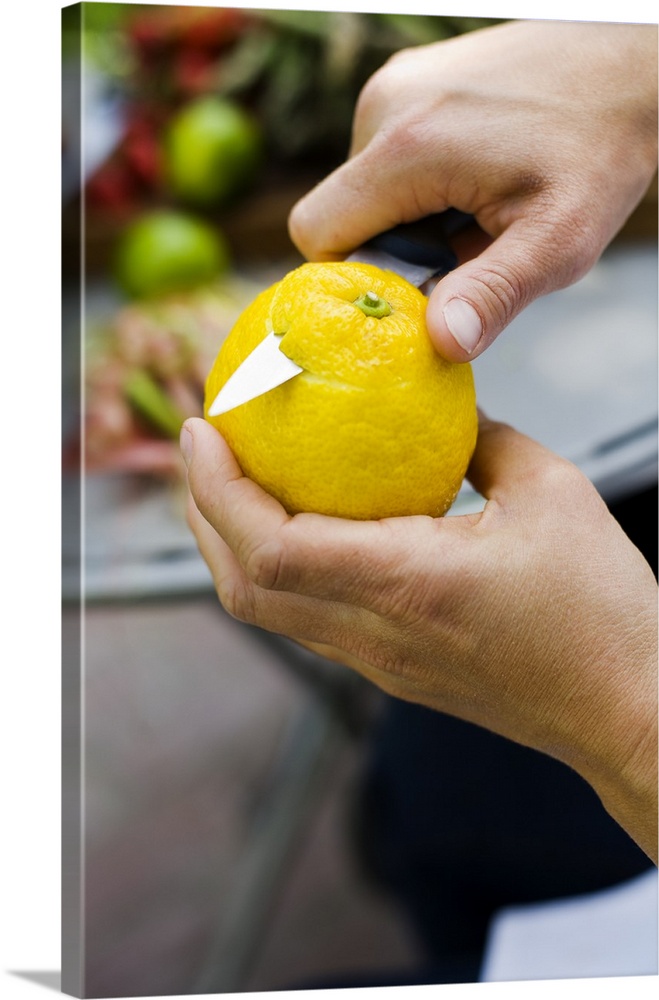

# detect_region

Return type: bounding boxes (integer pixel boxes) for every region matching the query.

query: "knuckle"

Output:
[375,654,409,679]
[467,194,605,336]
[375,579,428,625]
[534,190,605,286]
[550,211,601,283]
[509,169,547,198]
[527,455,598,513]
[352,634,407,679]
[217,574,259,625]
[354,47,418,121]
[377,116,432,164]
[241,536,289,592]
[536,455,582,492]
[470,260,528,328]
[354,60,395,119]
[382,44,417,69]
[530,195,601,286]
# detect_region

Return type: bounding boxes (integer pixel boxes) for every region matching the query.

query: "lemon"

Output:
[204,261,477,520]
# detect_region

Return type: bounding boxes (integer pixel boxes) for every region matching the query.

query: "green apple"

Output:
[114,209,230,299]
[163,96,263,207]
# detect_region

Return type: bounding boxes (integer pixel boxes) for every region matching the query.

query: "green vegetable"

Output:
[123,369,186,439]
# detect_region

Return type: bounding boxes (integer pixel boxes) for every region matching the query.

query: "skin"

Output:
[182,413,657,862]
[289,19,658,361]
[182,19,658,861]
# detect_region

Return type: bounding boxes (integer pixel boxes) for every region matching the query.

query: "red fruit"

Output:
[86,161,138,212]
[174,48,217,96]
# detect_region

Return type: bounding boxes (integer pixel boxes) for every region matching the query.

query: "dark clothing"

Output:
[353,484,657,983]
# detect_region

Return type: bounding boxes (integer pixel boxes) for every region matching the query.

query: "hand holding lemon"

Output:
[203,261,477,520]
[183,406,658,864]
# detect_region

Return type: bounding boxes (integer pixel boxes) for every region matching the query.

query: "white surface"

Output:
[481,868,658,982]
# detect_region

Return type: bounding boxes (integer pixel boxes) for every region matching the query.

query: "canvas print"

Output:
[61,4,658,998]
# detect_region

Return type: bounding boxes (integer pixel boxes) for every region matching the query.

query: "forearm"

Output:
[574,635,658,864]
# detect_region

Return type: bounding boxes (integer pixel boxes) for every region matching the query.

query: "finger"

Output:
[287,155,404,262]
[186,488,245,599]
[182,418,435,609]
[425,214,598,362]
[187,487,337,638]
[189,487,428,691]
[466,410,583,511]
[288,140,452,262]
[184,416,290,560]
[186,486,395,657]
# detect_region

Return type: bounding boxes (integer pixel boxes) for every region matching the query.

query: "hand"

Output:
[288,19,658,362]
[181,414,657,862]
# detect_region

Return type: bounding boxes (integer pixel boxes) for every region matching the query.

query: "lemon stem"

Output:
[354,290,392,318]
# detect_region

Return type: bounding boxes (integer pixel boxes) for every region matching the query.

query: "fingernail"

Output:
[443,298,483,354]
[179,424,193,467]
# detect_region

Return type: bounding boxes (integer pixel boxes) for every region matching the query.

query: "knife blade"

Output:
[207,209,474,417]
[207,331,302,417]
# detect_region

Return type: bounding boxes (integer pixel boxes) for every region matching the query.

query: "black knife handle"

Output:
[363,209,474,274]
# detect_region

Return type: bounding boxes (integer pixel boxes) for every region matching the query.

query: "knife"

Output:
[207,209,473,417]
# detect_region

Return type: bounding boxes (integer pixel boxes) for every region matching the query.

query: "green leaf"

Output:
[123,369,186,439]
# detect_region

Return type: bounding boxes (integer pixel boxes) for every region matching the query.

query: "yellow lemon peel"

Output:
[204,261,477,520]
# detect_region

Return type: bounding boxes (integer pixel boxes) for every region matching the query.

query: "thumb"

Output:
[466,411,571,509]
[426,219,586,362]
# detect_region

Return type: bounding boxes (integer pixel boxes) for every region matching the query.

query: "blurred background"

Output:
[61,5,658,998]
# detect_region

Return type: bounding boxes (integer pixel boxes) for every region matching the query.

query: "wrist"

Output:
[568,635,658,863]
